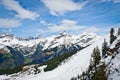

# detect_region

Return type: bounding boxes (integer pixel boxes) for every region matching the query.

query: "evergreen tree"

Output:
[91,46,101,67]
[102,39,109,57]
[71,77,77,80]
[88,58,93,73]
[82,72,85,80]
[84,48,107,80]
[110,28,116,44]
[91,62,107,80]
[77,75,81,79]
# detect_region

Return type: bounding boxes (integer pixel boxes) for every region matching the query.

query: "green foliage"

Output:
[24,58,32,64]
[2,53,12,59]
[110,28,114,35]
[90,63,107,80]
[110,28,116,44]
[88,47,107,80]
[88,58,94,72]
[92,46,101,66]
[43,51,77,71]
[0,48,79,74]
[102,39,109,57]
[0,53,14,68]
[0,65,23,75]
[71,42,108,80]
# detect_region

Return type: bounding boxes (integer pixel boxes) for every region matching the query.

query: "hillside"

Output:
[0,33,102,80]
[0,31,98,74]
[1,28,120,80]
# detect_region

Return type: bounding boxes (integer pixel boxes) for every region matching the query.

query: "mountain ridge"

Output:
[0,31,98,69]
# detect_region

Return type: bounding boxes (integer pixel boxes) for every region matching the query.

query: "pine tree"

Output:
[87,48,107,80]
[92,46,101,66]
[82,72,85,80]
[88,58,93,72]
[87,58,93,80]
[91,62,107,80]
[102,39,109,57]
[110,28,116,44]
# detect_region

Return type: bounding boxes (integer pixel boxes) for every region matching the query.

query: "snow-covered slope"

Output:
[1,28,120,80]
[0,34,104,80]
[105,35,120,80]
[107,51,120,80]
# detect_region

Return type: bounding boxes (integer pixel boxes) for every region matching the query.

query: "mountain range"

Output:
[0,31,97,68]
[0,28,120,80]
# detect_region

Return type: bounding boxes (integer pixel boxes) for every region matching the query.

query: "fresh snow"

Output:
[0,35,105,80]
[105,35,120,80]
[110,35,120,49]
[0,32,97,50]
[106,49,120,80]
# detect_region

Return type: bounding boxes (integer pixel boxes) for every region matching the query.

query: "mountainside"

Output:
[1,28,120,80]
[105,35,120,80]
[0,32,102,80]
[0,31,97,69]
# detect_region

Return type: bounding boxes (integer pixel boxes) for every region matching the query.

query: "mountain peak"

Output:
[60,31,67,36]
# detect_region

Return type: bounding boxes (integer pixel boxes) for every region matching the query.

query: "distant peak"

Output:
[60,31,67,36]
[82,32,96,36]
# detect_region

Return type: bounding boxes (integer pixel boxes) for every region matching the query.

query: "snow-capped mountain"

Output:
[0,31,97,68]
[1,33,103,80]
[0,31,96,51]
[1,28,120,80]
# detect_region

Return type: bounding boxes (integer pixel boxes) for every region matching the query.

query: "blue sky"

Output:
[0,0,120,37]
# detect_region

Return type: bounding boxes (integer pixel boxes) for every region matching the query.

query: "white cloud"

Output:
[83,27,99,33]
[0,18,21,28]
[38,19,101,35]
[40,19,49,26]
[41,0,87,16]
[37,29,46,33]
[40,19,55,26]
[48,19,85,32]
[2,0,39,20]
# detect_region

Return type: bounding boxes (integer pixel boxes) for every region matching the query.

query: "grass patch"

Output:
[24,58,32,64]
[2,53,12,59]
